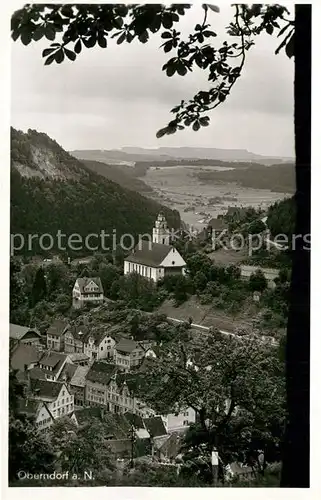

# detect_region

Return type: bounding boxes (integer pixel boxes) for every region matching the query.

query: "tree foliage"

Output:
[136,331,285,480]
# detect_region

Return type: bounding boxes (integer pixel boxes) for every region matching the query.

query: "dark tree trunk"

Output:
[280,4,311,488]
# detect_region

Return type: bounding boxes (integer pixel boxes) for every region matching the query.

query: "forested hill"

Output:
[10,128,180,256]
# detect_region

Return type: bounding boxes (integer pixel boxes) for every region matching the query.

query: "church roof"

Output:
[124,240,173,267]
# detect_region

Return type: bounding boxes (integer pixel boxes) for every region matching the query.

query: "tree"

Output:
[31,267,47,306]
[9,371,55,483]
[249,270,268,292]
[136,332,285,483]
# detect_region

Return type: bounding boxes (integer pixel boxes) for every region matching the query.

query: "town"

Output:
[9,208,290,486]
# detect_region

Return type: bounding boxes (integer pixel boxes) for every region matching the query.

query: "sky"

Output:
[11,3,295,157]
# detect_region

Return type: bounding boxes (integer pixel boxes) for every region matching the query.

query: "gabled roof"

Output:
[115,338,139,354]
[10,324,41,340]
[143,416,167,437]
[75,277,103,294]
[30,379,66,400]
[86,362,118,385]
[47,320,69,337]
[124,412,145,430]
[124,240,174,267]
[10,344,42,371]
[69,365,90,388]
[58,362,78,383]
[67,353,89,363]
[38,351,67,375]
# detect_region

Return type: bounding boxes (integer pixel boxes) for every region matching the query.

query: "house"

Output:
[123,213,186,282]
[16,397,54,433]
[46,319,69,351]
[225,462,256,481]
[239,265,280,289]
[66,364,90,407]
[10,343,42,372]
[63,325,85,354]
[10,324,42,346]
[82,328,117,362]
[162,407,196,433]
[38,351,70,381]
[28,379,74,420]
[72,277,104,309]
[114,338,146,371]
[85,362,154,418]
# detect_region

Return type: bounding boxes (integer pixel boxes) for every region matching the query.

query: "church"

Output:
[123,213,187,282]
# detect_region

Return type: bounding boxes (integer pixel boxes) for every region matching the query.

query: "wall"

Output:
[163,407,196,433]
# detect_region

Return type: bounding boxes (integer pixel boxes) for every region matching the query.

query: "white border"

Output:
[1,1,320,499]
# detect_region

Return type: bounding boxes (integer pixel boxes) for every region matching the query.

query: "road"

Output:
[167,316,278,346]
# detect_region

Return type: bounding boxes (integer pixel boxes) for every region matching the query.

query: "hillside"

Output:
[81,159,153,194]
[10,128,180,256]
[194,162,296,194]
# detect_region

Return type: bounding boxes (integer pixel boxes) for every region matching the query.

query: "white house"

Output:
[30,379,74,420]
[162,407,196,433]
[17,398,55,433]
[72,277,104,309]
[124,213,186,282]
[114,338,146,372]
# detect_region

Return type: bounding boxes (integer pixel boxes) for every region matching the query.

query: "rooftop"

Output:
[46,319,69,337]
[124,240,174,267]
[10,343,42,372]
[115,338,139,354]
[75,276,104,294]
[143,416,167,438]
[30,379,66,400]
[10,324,41,340]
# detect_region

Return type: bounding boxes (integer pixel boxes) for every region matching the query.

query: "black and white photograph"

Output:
[6,1,312,490]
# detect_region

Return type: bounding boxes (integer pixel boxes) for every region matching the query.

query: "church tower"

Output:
[153,212,170,245]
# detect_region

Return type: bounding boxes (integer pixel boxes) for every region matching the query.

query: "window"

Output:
[101,346,103,351]
[183,420,189,426]
[62,391,65,396]
[183,411,189,416]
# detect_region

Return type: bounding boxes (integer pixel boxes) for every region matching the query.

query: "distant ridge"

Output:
[71,147,294,166]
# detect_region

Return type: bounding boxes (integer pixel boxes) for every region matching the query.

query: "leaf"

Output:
[33,26,44,41]
[74,39,82,54]
[98,35,107,48]
[162,13,173,29]
[55,49,65,64]
[166,65,176,77]
[207,5,220,13]
[42,47,56,57]
[193,121,200,131]
[285,33,294,59]
[277,22,292,38]
[83,36,96,48]
[11,31,20,42]
[265,24,274,35]
[44,53,56,66]
[161,31,172,39]
[45,24,56,41]
[163,41,173,53]
[20,30,32,46]
[138,31,149,44]
[156,127,168,139]
[117,32,126,45]
[64,48,76,61]
[199,117,210,127]
[177,62,187,76]
[61,5,74,18]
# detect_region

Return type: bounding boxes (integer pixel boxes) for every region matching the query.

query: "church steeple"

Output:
[152,212,170,245]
